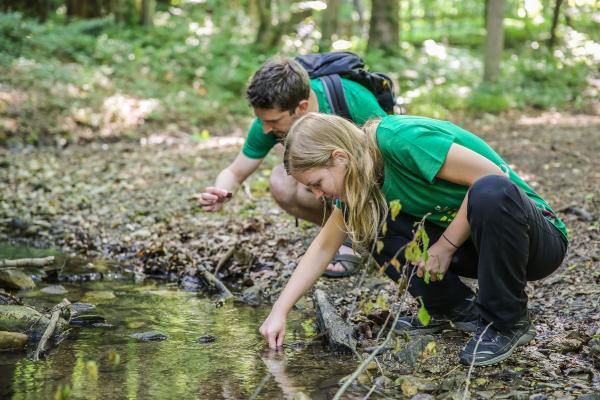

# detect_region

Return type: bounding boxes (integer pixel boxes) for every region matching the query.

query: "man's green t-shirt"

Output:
[242,78,387,159]
[375,115,568,242]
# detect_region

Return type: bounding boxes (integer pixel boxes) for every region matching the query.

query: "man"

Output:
[199,57,387,276]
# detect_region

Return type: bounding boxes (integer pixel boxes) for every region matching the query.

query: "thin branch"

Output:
[0,256,55,268]
[462,321,493,400]
[214,247,235,275]
[32,298,71,361]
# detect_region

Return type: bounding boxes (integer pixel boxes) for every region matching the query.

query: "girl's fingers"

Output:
[276,330,285,347]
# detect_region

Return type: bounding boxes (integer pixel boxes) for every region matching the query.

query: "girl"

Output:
[260,112,568,366]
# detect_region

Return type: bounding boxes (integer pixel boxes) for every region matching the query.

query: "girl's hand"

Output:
[260,309,287,349]
[198,187,231,212]
[415,238,456,282]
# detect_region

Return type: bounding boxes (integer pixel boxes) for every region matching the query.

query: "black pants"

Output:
[373,175,567,331]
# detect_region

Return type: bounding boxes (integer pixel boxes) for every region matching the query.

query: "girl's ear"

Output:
[331,149,349,166]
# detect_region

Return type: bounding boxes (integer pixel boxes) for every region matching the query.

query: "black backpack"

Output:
[295,52,396,120]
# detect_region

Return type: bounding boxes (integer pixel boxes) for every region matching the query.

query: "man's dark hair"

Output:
[246,58,311,113]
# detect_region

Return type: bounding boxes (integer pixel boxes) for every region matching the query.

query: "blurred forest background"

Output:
[0,0,598,146]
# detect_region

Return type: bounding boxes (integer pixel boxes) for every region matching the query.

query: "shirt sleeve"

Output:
[342,80,388,125]
[241,118,278,159]
[381,123,455,183]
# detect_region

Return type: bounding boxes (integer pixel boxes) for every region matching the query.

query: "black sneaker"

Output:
[394,298,480,336]
[459,319,536,366]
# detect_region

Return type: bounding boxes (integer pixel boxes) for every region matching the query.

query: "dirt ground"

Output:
[1,110,599,398]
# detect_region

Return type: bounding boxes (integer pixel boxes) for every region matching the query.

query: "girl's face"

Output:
[292,152,348,201]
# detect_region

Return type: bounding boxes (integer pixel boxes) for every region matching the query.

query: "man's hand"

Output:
[415,238,456,282]
[199,187,232,212]
[260,309,287,349]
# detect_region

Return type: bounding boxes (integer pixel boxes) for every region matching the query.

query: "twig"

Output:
[198,265,234,301]
[362,382,377,400]
[333,310,403,400]
[462,321,493,400]
[214,247,235,275]
[32,298,71,361]
[0,256,55,268]
[249,374,271,400]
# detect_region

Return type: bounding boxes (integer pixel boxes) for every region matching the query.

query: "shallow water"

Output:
[0,246,357,399]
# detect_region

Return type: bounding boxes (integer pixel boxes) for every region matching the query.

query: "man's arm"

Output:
[199,151,263,212]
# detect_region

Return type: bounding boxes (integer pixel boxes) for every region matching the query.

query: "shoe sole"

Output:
[396,321,477,336]
[461,326,536,367]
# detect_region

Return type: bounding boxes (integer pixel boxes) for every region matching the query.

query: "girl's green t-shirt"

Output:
[242,78,387,159]
[375,115,568,242]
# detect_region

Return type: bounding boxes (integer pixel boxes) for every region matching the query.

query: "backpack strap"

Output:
[319,74,351,120]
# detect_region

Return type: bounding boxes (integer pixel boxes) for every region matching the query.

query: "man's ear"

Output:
[296,99,309,114]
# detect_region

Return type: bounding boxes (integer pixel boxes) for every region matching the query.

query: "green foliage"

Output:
[417,298,430,327]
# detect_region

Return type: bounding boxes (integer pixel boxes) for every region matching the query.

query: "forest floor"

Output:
[1,109,599,398]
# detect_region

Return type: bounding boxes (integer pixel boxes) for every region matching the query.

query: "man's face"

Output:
[254,101,308,140]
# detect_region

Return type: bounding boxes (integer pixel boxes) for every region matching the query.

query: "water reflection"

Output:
[1,280,357,399]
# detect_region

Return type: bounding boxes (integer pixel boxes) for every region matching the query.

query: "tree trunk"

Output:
[319,0,341,51]
[483,0,506,83]
[254,0,273,47]
[548,0,563,49]
[140,0,155,26]
[367,0,400,56]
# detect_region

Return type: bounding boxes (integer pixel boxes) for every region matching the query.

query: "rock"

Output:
[40,285,68,295]
[395,375,437,396]
[375,375,393,388]
[292,392,311,400]
[576,395,600,400]
[71,302,96,313]
[0,269,36,290]
[0,331,28,351]
[131,331,168,341]
[548,336,584,353]
[240,285,262,306]
[126,320,146,329]
[395,335,435,367]
[69,315,106,327]
[0,305,68,340]
[196,335,217,344]
[91,323,114,329]
[411,395,434,400]
[0,290,22,305]
[81,290,116,303]
[132,228,151,239]
[529,395,548,400]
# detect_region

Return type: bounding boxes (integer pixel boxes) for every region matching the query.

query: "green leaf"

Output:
[404,241,421,263]
[424,271,431,284]
[376,240,384,254]
[382,221,388,236]
[417,300,431,327]
[436,273,444,281]
[390,200,402,221]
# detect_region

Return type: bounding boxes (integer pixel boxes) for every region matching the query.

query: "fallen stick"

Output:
[32,298,71,361]
[213,247,235,275]
[198,265,234,301]
[313,289,357,353]
[0,256,55,268]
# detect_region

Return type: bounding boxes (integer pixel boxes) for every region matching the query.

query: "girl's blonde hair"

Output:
[284,112,387,247]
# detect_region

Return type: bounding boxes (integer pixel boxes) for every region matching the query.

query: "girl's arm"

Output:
[260,207,347,348]
[418,143,504,280]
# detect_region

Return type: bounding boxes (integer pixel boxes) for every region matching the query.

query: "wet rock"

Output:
[0,290,22,305]
[577,395,600,400]
[0,269,36,290]
[0,305,68,340]
[0,331,28,351]
[240,285,262,306]
[196,335,217,344]
[91,323,114,329]
[40,285,68,295]
[126,320,146,329]
[81,290,116,303]
[131,331,168,341]
[394,335,435,367]
[548,336,584,353]
[71,302,96,314]
[529,395,548,400]
[69,315,106,327]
